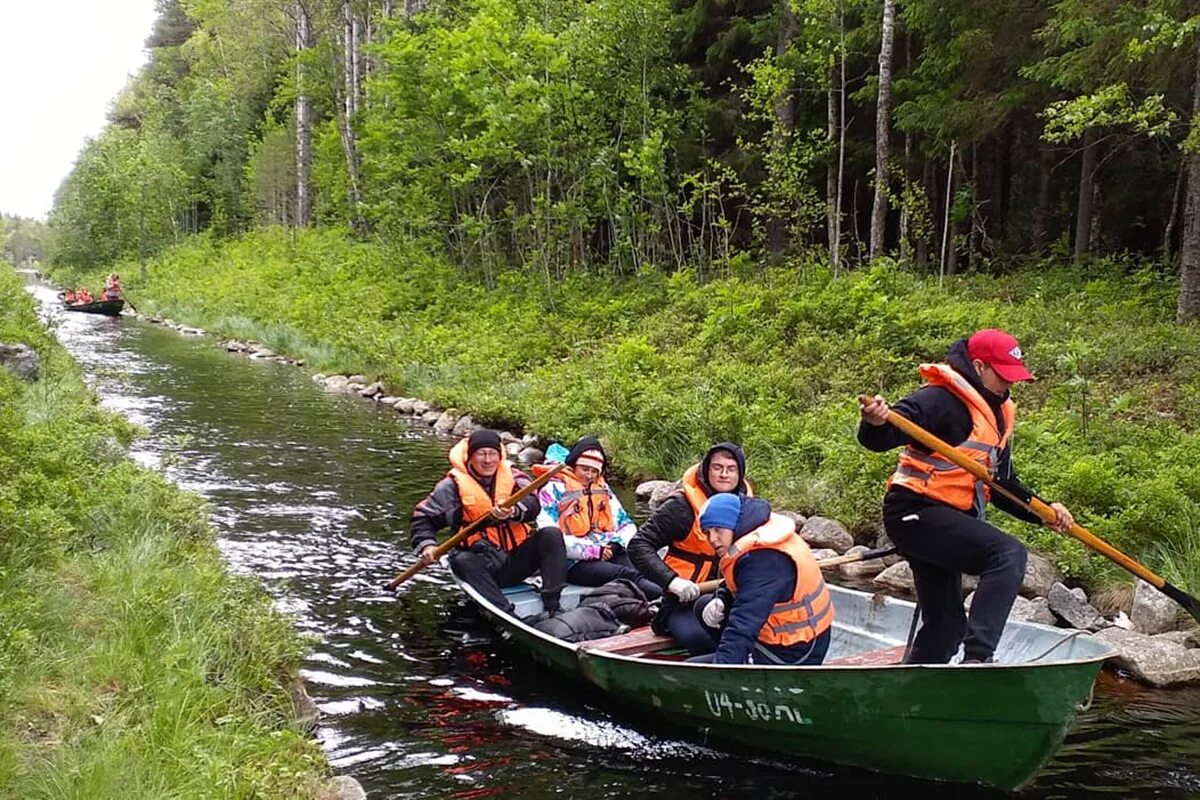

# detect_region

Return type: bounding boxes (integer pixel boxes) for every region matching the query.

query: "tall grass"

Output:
[0,267,328,798]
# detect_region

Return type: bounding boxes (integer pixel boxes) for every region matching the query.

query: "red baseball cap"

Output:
[966,329,1034,382]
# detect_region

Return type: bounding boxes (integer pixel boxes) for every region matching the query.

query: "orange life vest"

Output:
[446,438,530,551]
[532,464,616,536]
[663,464,754,582]
[888,363,1015,517]
[720,514,834,646]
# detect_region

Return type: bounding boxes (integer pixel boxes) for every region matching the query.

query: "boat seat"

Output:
[825,644,908,666]
[581,625,678,656]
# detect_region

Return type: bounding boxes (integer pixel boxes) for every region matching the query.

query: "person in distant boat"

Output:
[76,288,94,304]
[689,492,833,665]
[103,273,122,302]
[410,429,567,619]
[628,442,751,654]
[63,289,76,304]
[858,329,1075,664]
[535,436,661,601]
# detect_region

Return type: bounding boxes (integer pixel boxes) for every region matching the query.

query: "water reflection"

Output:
[24,274,1199,799]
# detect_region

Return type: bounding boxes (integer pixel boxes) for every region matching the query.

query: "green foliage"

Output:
[108,231,1200,591]
[0,265,327,797]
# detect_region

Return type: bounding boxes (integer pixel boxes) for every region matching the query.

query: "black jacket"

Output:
[856,338,1042,524]
[409,468,541,553]
[628,442,749,588]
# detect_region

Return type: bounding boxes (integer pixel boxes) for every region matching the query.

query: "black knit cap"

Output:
[467,429,503,457]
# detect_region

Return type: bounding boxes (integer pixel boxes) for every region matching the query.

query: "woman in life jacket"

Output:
[534,436,661,600]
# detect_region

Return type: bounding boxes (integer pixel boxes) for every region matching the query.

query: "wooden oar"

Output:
[120,294,140,314]
[860,394,1200,624]
[696,545,899,593]
[386,462,565,592]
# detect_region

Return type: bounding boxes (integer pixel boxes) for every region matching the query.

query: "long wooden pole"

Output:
[386,462,565,591]
[861,395,1200,623]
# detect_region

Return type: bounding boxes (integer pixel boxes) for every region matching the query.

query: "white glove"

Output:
[667,577,700,603]
[701,597,726,628]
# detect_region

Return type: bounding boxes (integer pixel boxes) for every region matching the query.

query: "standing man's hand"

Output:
[859,394,890,426]
[1045,502,1075,533]
[420,544,439,565]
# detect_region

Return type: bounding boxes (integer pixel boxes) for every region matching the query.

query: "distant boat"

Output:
[445,566,1116,791]
[62,299,124,316]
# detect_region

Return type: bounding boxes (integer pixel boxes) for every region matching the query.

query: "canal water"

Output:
[28,276,1200,799]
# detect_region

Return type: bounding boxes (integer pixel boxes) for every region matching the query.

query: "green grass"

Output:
[0,266,329,799]
[55,228,1200,592]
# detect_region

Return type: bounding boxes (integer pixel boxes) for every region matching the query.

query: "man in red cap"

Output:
[857,330,1074,664]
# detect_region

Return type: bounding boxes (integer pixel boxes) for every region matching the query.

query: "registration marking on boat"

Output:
[704,690,812,725]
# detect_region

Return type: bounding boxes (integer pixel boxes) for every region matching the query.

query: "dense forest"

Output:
[39,0,1200,592]
[46,0,1200,313]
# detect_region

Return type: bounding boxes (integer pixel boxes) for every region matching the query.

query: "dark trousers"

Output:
[662,593,721,656]
[687,628,832,665]
[449,526,567,615]
[566,552,663,600]
[884,499,1027,663]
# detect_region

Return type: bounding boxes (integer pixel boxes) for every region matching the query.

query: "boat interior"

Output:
[497,580,1115,667]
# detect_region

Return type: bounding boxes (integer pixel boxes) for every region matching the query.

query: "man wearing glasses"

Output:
[628,442,752,654]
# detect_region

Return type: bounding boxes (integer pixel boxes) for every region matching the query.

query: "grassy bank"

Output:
[58,228,1200,592]
[0,266,329,797]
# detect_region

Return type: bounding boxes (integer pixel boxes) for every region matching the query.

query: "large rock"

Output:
[1095,627,1200,687]
[411,400,431,416]
[347,374,367,386]
[323,776,368,800]
[1047,582,1104,630]
[1130,579,1179,635]
[635,480,674,500]
[359,381,385,398]
[420,409,443,426]
[322,375,350,393]
[874,532,903,566]
[506,442,523,458]
[500,430,522,445]
[517,446,545,465]
[873,561,915,595]
[451,415,476,437]
[432,410,458,434]
[0,343,38,381]
[649,481,682,514]
[839,545,888,579]
[799,517,854,555]
[965,592,1057,626]
[1020,551,1062,598]
[394,398,416,415]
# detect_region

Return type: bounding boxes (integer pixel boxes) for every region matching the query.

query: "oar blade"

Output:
[1160,581,1200,625]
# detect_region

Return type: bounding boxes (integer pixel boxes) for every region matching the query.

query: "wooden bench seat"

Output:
[825,644,908,666]
[581,625,678,656]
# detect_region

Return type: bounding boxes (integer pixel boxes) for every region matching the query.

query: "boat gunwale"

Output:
[448,566,1118,672]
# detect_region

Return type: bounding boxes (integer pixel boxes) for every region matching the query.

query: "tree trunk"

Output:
[295,1,312,227]
[1032,143,1051,248]
[1178,39,1200,321]
[834,3,847,273]
[869,0,896,259]
[1165,160,1185,260]
[915,157,932,267]
[767,0,799,256]
[1074,127,1098,262]
[827,73,838,265]
[940,143,956,280]
[993,124,1011,242]
[898,36,912,263]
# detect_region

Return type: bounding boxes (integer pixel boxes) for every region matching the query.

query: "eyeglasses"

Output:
[709,465,739,476]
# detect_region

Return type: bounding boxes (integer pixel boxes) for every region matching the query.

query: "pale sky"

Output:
[0,1,158,220]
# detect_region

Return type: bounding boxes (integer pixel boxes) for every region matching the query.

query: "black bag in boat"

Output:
[532,604,620,642]
[579,578,653,627]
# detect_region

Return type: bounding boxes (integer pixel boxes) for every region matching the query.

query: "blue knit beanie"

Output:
[698,492,742,530]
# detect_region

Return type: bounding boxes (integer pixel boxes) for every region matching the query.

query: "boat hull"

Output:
[458,576,1113,790]
[63,299,123,316]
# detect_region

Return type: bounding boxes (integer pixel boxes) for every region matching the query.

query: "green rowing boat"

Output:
[446,568,1115,790]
